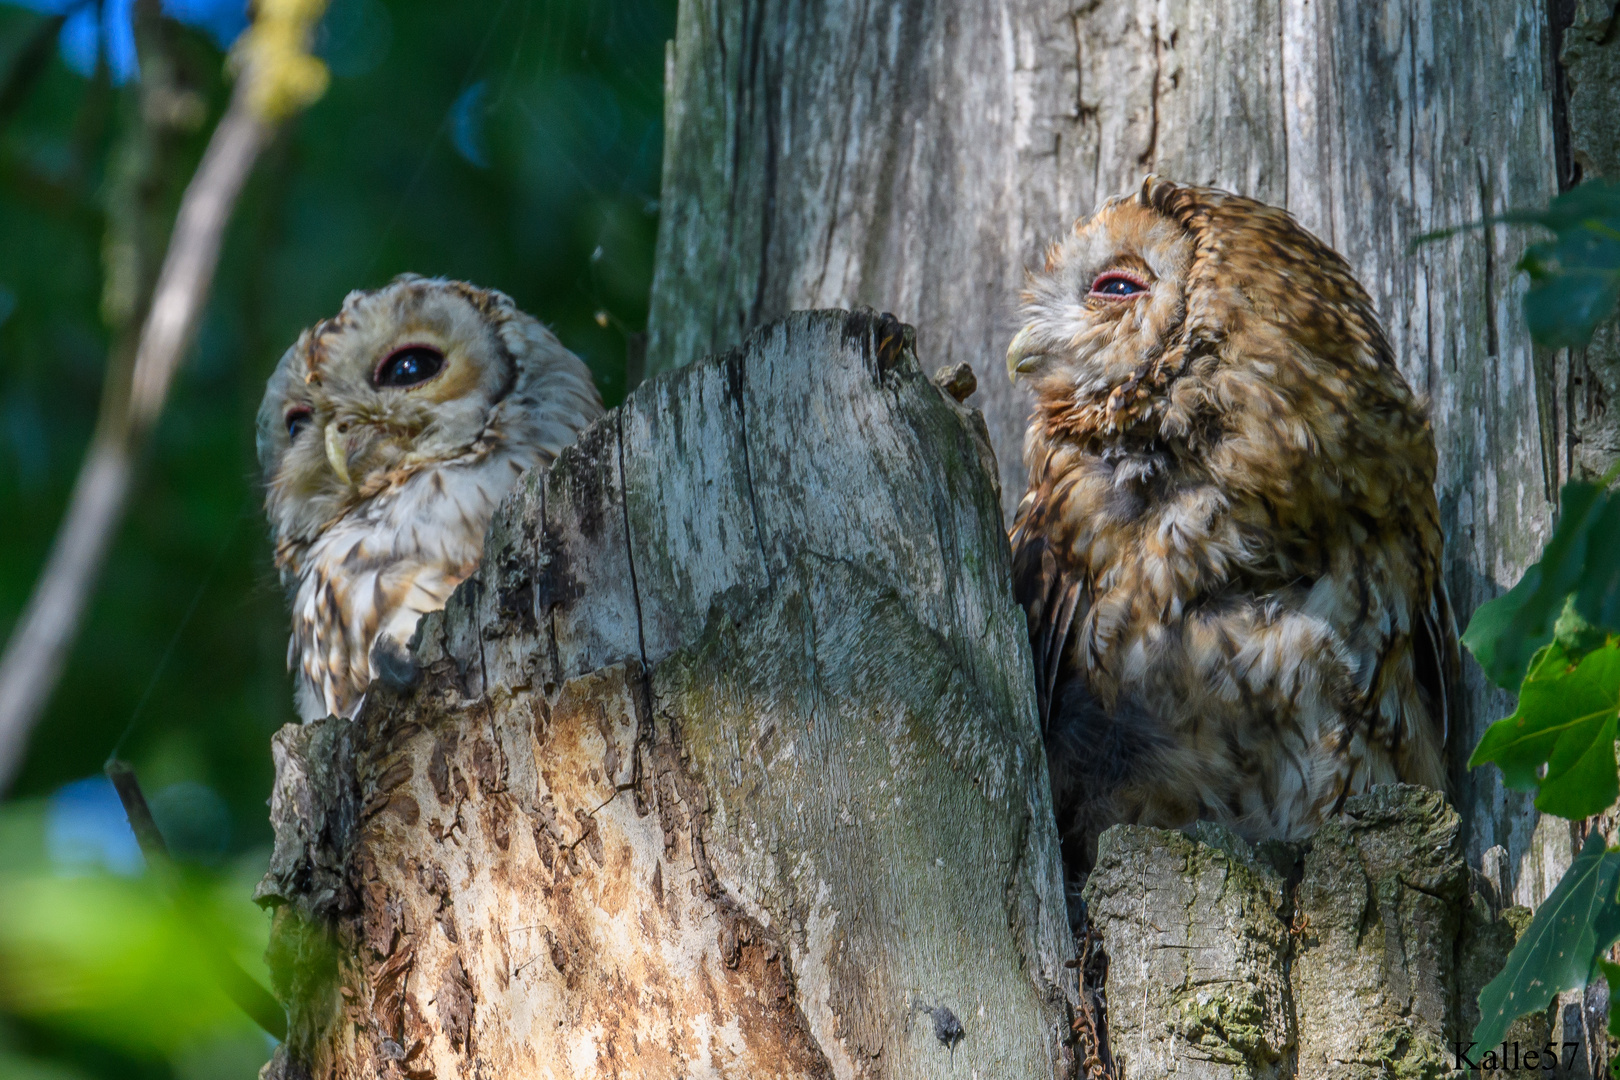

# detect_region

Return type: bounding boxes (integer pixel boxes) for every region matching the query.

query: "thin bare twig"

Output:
[0,0,329,794]
[0,96,265,794]
[129,93,267,425]
[0,442,138,787]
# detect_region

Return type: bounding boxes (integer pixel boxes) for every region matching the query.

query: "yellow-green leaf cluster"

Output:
[233,0,332,122]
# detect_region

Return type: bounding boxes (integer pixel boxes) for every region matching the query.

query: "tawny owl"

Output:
[1006,177,1456,874]
[257,275,603,721]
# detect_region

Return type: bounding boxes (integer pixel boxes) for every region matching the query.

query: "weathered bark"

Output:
[257,311,1079,1079]
[646,0,1568,907]
[644,1,1609,1072]
[1546,13,1620,1066]
[1085,822,1295,1080]
[1557,0,1620,489]
[1086,785,1542,1080]
[259,0,1620,1074]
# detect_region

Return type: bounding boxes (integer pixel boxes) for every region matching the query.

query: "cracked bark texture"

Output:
[256,310,1079,1080]
[1084,822,1294,1080]
[646,0,1575,910]
[1554,0,1620,489]
[1086,785,1544,1080]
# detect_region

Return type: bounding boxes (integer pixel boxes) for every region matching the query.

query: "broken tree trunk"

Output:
[645,0,1568,911]
[256,310,1079,1080]
[1085,785,1545,1080]
[646,0,1611,1066]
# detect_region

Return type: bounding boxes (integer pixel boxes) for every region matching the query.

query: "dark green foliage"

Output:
[1463,475,1620,1051]
[1469,640,1620,818]
[0,1,669,1076]
[1463,481,1608,687]
[1576,491,1620,632]
[1471,832,1620,1049]
[1512,180,1620,349]
[1463,475,1620,689]
[1458,179,1620,1061]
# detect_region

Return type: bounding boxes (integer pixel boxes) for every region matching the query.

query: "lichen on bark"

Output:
[1086,785,1541,1080]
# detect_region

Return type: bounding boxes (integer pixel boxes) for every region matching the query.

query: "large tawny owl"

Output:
[1007,177,1456,873]
[258,275,603,721]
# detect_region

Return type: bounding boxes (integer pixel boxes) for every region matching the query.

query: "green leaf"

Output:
[1576,493,1620,633]
[1599,959,1620,1040]
[1473,832,1620,1049]
[1514,180,1620,349]
[1556,595,1611,659]
[1470,640,1620,817]
[1464,482,1608,687]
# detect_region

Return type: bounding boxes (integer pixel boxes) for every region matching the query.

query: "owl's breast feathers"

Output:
[260,277,604,723]
[277,435,539,721]
[1012,180,1457,845]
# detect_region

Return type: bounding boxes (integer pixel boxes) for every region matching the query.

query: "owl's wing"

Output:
[1009,501,1082,734]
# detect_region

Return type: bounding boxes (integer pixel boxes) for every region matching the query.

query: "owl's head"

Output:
[1007,176,1384,407]
[257,274,601,549]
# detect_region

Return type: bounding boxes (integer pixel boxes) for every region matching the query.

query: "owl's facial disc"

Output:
[1009,263,1156,380]
[1010,199,1193,395]
[260,282,520,541]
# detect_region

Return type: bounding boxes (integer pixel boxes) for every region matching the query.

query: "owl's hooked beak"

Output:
[324,422,353,487]
[1006,326,1045,382]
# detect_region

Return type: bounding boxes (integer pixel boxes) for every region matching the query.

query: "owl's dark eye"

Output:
[1089,271,1148,299]
[286,407,313,440]
[373,345,446,388]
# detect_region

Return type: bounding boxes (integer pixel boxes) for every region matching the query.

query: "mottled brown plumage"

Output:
[258,276,602,720]
[1007,177,1456,874]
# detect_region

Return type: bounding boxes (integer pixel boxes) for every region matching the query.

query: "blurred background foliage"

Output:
[0,0,672,1074]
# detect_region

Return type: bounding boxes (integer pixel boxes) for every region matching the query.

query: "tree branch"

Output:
[127,91,267,424]
[0,0,330,794]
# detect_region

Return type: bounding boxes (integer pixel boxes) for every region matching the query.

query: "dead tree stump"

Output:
[256,310,1080,1080]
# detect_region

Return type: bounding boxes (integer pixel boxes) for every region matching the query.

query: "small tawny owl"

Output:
[257,275,603,721]
[1007,177,1456,874]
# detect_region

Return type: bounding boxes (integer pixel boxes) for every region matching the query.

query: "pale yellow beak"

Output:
[1006,325,1044,382]
[324,422,352,487]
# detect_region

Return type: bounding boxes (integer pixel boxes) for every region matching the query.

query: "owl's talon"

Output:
[370,636,420,695]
